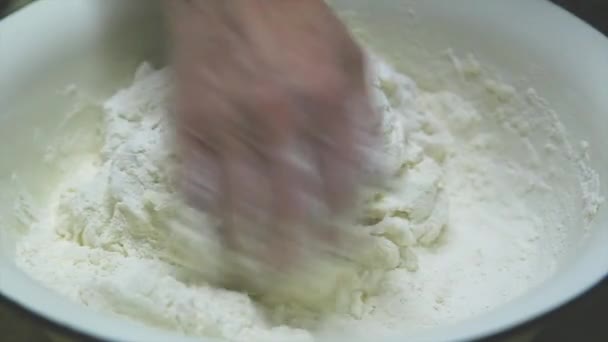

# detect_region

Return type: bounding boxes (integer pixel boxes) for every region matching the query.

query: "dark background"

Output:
[0,1,606,342]
[552,0,608,34]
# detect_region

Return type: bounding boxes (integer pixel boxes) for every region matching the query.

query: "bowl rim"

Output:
[1,279,606,342]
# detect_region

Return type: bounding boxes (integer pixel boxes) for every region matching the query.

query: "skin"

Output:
[165,0,378,264]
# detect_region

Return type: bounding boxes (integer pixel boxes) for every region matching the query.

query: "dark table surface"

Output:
[0,1,607,342]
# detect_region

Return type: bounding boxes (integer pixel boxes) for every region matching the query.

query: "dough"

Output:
[15,54,602,341]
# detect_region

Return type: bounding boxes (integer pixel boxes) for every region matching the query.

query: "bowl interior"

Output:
[0,1,606,341]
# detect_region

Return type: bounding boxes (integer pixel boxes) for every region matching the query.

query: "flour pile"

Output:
[15,54,602,341]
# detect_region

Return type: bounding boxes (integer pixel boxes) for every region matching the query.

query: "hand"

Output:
[166,0,377,264]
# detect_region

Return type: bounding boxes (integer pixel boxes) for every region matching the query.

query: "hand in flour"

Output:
[165,0,377,261]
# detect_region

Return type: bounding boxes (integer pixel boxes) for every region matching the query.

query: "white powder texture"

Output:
[15,54,602,341]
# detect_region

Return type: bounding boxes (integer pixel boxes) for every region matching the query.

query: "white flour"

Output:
[15,55,602,341]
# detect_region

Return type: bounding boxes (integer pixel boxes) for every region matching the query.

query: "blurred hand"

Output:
[166,0,377,263]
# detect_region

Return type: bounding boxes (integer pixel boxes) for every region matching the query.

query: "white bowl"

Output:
[0,0,606,341]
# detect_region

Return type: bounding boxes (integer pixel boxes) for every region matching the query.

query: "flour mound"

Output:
[16,52,601,341]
